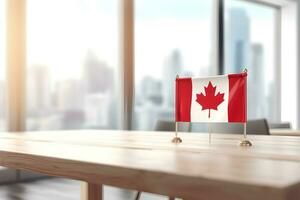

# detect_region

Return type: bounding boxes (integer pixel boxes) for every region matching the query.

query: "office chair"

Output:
[246,119,270,135]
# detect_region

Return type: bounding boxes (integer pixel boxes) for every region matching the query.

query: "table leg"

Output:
[81,182,102,200]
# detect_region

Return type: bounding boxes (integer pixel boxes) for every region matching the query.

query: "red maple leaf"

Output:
[196,81,225,118]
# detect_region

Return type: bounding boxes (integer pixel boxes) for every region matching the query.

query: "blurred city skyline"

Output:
[0,0,279,131]
[26,50,118,130]
[24,0,275,83]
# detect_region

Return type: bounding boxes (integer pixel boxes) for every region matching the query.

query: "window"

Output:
[1,0,283,132]
[0,0,6,131]
[134,0,214,130]
[224,0,279,122]
[26,0,121,130]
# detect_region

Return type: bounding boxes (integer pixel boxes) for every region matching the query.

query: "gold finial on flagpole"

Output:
[172,74,182,144]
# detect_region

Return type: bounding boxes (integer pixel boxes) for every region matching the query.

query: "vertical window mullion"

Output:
[274,8,281,122]
[121,0,134,130]
[211,0,224,75]
[6,0,26,132]
[219,0,225,75]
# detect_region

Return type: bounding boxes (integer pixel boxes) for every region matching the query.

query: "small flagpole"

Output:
[239,68,252,147]
[172,121,183,144]
[243,123,247,140]
[172,75,182,144]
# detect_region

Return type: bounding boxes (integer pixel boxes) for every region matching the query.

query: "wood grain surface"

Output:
[0,130,299,200]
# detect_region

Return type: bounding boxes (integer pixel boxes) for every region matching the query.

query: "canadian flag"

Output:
[176,72,247,123]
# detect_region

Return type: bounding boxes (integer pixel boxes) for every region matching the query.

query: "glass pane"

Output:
[0,0,6,131]
[224,0,278,122]
[26,0,121,130]
[134,0,214,130]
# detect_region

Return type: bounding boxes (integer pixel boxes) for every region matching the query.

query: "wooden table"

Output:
[0,130,300,200]
[270,129,300,136]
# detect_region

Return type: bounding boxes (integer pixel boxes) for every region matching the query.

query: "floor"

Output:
[0,178,171,200]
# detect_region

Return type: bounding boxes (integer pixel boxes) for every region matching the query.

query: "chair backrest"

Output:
[154,120,174,131]
[155,119,270,135]
[246,119,270,135]
[200,119,270,135]
[269,122,291,129]
[209,123,243,134]
[154,120,190,132]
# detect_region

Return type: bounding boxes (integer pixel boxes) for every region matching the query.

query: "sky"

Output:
[26,0,119,82]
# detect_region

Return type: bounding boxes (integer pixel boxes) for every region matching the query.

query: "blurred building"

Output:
[83,51,114,94]
[226,8,269,120]
[82,50,117,129]
[137,76,162,105]
[84,93,112,129]
[56,79,84,112]
[249,43,264,118]
[27,65,51,115]
[55,79,85,129]
[134,77,163,130]
[162,49,182,107]
[135,50,182,130]
[226,8,250,73]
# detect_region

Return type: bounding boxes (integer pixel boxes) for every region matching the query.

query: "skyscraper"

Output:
[84,93,111,129]
[56,79,84,112]
[55,79,85,129]
[83,50,114,94]
[162,49,182,107]
[226,8,250,73]
[134,76,162,130]
[249,43,264,118]
[82,50,118,129]
[138,76,162,105]
[27,65,51,114]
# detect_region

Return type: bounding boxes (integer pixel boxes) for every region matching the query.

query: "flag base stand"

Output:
[239,123,252,147]
[172,122,182,144]
[172,137,182,144]
[239,140,252,147]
